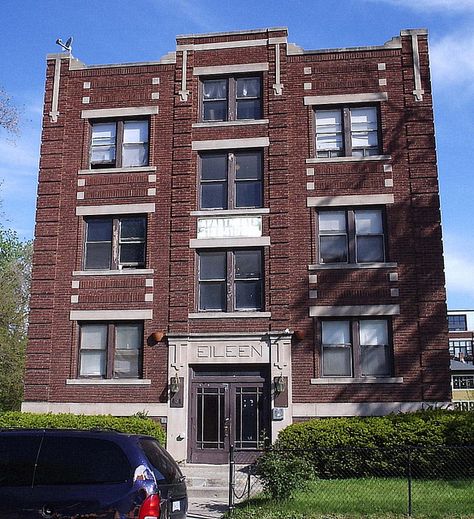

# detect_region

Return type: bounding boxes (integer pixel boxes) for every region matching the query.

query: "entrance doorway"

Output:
[189,365,269,463]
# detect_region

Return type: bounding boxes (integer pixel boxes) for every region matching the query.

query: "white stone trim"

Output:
[70,309,153,320]
[389,272,399,282]
[145,293,154,302]
[178,39,269,52]
[70,295,79,304]
[78,166,156,175]
[49,57,61,122]
[178,49,190,102]
[191,208,270,217]
[273,44,283,95]
[73,269,154,276]
[409,33,425,101]
[309,304,400,317]
[66,379,151,385]
[307,194,394,207]
[385,179,394,187]
[71,280,80,289]
[308,262,397,271]
[76,203,155,216]
[292,401,432,418]
[82,96,90,104]
[311,377,403,385]
[192,119,269,128]
[188,312,271,319]
[81,106,159,119]
[189,237,271,248]
[192,137,269,151]
[21,401,168,416]
[306,155,391,164]
[304,92,388,106]
[193,63,269,76]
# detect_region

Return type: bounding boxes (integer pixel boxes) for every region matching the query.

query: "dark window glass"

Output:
[202,80,228,121]
[140,439,182,483]
[236,77,261,120]
[201,154,228,209]
[199,252,226,311]
[0,435,42,487]
[448,315,467,332]
[35,437,131,485]
[235,152,263,208]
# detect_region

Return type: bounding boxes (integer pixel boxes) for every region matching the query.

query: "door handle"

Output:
[224,417,230,437]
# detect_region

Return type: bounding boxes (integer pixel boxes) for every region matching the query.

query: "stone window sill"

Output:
[192,119,269,128]
[78,166,156,175]
[305,155,391,164]
[190,208,270,217]
[188,312,271,319]
[73,269,154,276]
[66,379,151,385]
[311,377,403,385]
[308,263,397,271]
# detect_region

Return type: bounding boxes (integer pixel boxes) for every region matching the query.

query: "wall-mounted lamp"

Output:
[274,374,286,394]
[170,373,180,394]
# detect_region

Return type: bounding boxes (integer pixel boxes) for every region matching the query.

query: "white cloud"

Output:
[445,251,474,302]
[430,32,474,90]
[367,0,474,12]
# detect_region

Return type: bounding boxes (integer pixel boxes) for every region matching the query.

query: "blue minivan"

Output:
[0,429,187,518]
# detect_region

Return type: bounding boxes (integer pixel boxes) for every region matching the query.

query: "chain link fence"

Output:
[228,445,474,517]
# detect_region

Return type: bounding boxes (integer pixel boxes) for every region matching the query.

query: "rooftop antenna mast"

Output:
[55,36,73,54]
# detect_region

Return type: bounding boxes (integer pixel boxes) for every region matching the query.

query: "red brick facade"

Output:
[24,28,450,461]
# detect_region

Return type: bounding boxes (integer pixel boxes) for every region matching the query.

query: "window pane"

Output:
[81,325,107,350]
[319,211,346,232]
[316,133,343,152]
[235,152,262,180]
[235,281,262,310]
[236,78,260,98]
[201,154,227,180]
[199,282,226,311]
[119,243,145,266]
[323,346,352,376]
[322,321,350,345]
[120,218,146,240]
[201,183,227,209]
[315,109,343,154]
[91,123,116,165]
[320,235,347,263]
[203,80,227,100]
[200,252,226,280]
[350,107,377,132]
[361,344,390,376]
[87,219,112,242]
[85,242,112,269]
[114,350,139,378]
[123,121,148,143]
[122,144,148,167]
[235,250,261,278]
[355,210,383,234]
[236,99,261,120]
[203,101,227,121]
[116,323,142,350]
[80,351,106,376]
[236,181,262,208]
[359,320,388,345]
[356,236,384,262]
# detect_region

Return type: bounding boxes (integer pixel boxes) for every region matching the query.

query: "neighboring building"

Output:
[23,27,450,463]
[448,310,474,410]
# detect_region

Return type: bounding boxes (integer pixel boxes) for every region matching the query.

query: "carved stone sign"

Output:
[197,216,262,239]
[189,341,269,364]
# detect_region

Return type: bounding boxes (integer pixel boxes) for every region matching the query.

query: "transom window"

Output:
[448,314,468,332]
[452,375,474,389]
[90,119,149,168]
[202,76,262,121]
[315,106,379,158]
[321,319,392,378]
[318,208,385,264]
[198,249,263,312]
[79,322,143,378]
[200,150,263,210]
[84,216,146,270]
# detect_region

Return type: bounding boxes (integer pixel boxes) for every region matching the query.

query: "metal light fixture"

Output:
[274,374,286,394]
[170,374,180,394]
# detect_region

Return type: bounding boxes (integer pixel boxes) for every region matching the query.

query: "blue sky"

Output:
[0,0,473,309]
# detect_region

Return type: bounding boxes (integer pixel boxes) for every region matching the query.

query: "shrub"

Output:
[0,411,166,445]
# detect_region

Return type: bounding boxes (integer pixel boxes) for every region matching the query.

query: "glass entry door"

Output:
[189,366,268,463]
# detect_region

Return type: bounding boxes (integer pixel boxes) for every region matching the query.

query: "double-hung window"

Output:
[90,119,149,168]
[84,216,146,270]
[79,322,143,378]
[315,106,379,158]
[202,76,262,121]
[322,319,392,378]
[200,150,263,210]
[198,249,263,312]
[318,208,385,264]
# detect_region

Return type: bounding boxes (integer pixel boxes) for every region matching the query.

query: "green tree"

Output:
[0,224,32,410]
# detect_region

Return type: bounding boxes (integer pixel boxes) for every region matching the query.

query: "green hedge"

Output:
[256,410,474,497]
[0,412,166,445]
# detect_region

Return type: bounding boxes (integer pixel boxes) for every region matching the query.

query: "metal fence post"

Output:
[407,447,413,518]
[228,445,235,513]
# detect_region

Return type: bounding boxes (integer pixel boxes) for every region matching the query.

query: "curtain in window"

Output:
[203,80,227,100]
[359,320,390,376]
[322,321,352,376]
[91,123,116,164]
[122,121,148,167]
[80,325,107,376]
[114,324,141,378]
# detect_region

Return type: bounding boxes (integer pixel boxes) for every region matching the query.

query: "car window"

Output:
[35,436,131,485]
[139,438,181,482]
[0,434,43,487]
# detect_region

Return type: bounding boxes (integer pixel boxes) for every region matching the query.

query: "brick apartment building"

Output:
[23,27,450,463]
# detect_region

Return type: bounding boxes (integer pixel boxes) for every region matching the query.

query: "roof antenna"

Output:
[56,36,73,53]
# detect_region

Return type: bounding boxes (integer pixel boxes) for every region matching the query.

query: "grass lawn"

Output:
[229,478,474,518]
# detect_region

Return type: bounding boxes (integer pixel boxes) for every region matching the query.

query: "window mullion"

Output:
[347,210,356,263]
[227,251,233,311]
[352,320,360,378]
[116,121,124,168]
[228,78,236,121]
[106,323,115,379]
[112,218,120,270]
[343,108,351,156]
[228,152,235,209]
